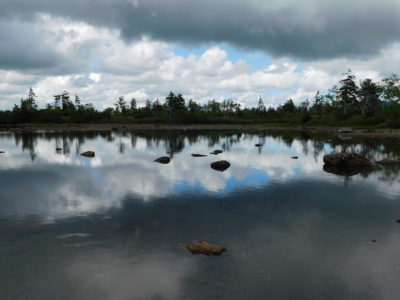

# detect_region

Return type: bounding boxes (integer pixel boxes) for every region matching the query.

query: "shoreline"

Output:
[1,123,400,138]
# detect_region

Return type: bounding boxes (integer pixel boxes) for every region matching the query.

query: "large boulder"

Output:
[186,240,226,256]
[80,151,95,157]
[323,153,372,176]
[210,149,223,155]
[154,156,170,164]
[211,160,231,172]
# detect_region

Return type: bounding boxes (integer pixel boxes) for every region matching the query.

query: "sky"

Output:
[1,0,400,110]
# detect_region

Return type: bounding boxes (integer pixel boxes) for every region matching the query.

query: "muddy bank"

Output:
[1,124,400,138]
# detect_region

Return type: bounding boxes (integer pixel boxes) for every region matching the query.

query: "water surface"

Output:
[1,130,400,299]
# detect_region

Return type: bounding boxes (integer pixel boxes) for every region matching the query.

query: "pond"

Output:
[1,130,400,299]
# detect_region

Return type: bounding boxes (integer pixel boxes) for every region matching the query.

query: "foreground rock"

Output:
[154,156,171,164]
[210,149,223,155]
[186,240,226,256]
[191,154,207,157]
[80,151,95,157]
[323,153,372,176]
[211,160,231,172]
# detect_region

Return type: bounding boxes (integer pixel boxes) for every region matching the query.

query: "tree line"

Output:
[1,70,400,127]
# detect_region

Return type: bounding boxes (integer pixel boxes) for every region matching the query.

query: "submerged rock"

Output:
[211,160,231,172]
[191,154,207,157]
[323,153,372,176]
[210,149,223,155]
[80,151,95,157]
[255,144,263,147]
[154,156,170,164]
[186,240,226,256]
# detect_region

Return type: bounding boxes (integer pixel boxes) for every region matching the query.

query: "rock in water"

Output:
[255,144,263,147]
[56,148,62,151]
[0,151,4,154]
[191,154,207,157]
[291,156,298,159]
[81,151,95,157]
[376,160,400,166]
[323,153,372,176]
[323,153,371,167]
[186,240,226,256]
[211,160,231,172]
[210,150,223,155]
[154,156,170,164]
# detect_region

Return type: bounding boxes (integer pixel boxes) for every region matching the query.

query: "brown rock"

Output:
[154,156,170,164]
[186,240,226,256]
[80,151,95,157]
[211,160,231,172]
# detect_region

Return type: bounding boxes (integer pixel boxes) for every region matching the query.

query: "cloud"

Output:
[1,0,400,60]
[0,17,60,70]
[1,3,400,109]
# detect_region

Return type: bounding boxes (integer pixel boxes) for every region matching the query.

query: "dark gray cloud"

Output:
[1,0,400,62]
[0,17,60,70]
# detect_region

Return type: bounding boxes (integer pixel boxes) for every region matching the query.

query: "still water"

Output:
[1,130,400,299]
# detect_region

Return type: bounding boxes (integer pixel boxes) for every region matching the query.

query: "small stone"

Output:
[255,144,263,147]
[0,151,4,154]
[210,150,223,155]
[154,156,170,164]
[211,160,231,172]
[191,154,207,157]
[337,127,353,133]
[396,219,400,223]
[371,240,377,243]
[186,240,226,256]
[80,151,95,157]
[291,156,298,159]
[56,148,62,151]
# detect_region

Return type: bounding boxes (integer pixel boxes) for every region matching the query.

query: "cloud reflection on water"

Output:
[0,131,399,220]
